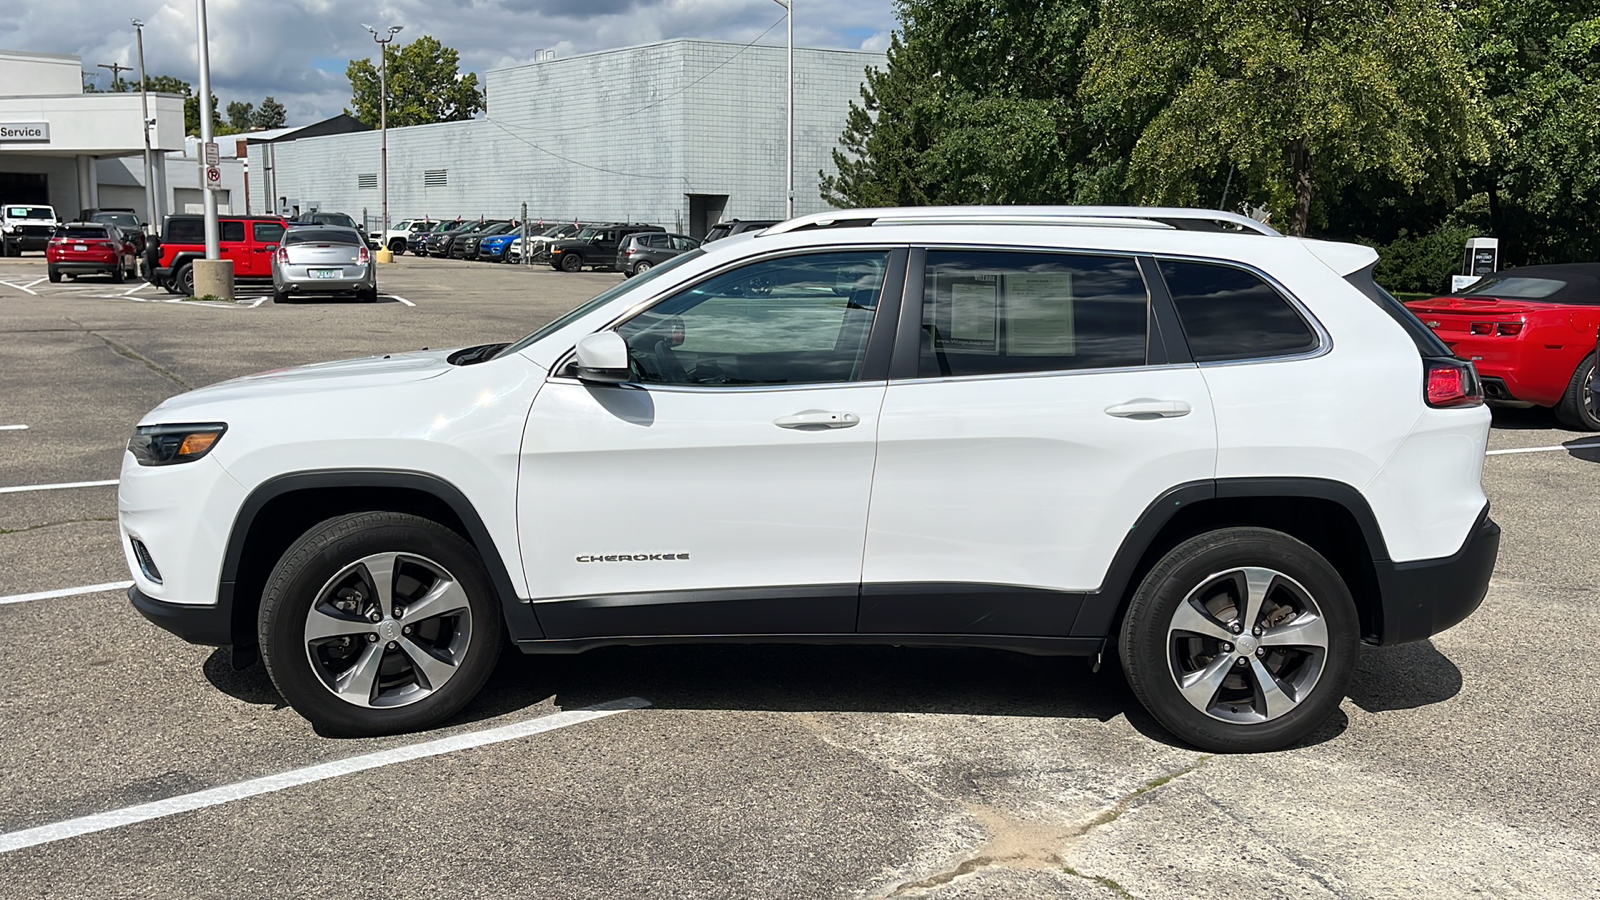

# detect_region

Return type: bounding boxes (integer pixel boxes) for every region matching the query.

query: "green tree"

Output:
[253,96,287,129]
[823,1,1106,208]
[346,35,484,127]
[226,100,255,131]
[1082,0,1489,236]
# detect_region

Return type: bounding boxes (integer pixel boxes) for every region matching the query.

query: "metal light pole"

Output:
[195,0,219,259]
[365,23,403,260]
[771,0,794,219]
[132,19,158,235]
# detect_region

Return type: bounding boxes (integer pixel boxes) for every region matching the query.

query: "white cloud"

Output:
[5,0,894,122]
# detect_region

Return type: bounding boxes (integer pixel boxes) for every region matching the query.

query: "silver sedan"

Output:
[272,225,378,302]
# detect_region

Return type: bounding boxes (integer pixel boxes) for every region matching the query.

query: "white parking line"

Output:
[0,424,26,431]
[0,697,649,853]
[0,478,118,495]
[0,581,133,606]
[1485,442,1600,456]
[0,280,39,296]
[388,294,415,306]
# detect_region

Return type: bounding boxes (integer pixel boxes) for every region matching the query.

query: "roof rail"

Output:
[764,206,1281,238]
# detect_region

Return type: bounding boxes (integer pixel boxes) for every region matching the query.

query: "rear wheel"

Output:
[259,512,503,736]
[1119,527,1358,753]
[358,288,379,303]
[1555,353,1600,431]
[560,253,583,272]
[635,260,653,275]
[47,267,61,283]
[175,264,195,296]
[111,261,126,284]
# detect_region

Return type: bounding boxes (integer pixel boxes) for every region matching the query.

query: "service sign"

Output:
[0,122,50,142]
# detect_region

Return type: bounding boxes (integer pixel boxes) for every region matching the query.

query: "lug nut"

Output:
[368,610,382,623]
[402,625,411,635]
[1253,626,1263,637]
[1236,657,1248,667]
[367,634,378,643]
[393,606,404,619]
[1257,648,1266,658]
[1230,622,1244,634]
[1220,642,1233,653]
[386,641,398,650]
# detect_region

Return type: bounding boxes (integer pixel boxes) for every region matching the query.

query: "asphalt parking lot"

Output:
[0,252,1597,898]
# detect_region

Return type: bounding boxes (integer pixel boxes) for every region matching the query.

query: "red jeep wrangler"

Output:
[148,214,288,295]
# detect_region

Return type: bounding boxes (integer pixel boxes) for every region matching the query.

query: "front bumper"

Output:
[130,584,233,646]
[5,233,51,249]
[1371,506,1500,645]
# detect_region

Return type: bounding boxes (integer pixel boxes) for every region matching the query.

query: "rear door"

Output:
[246,221,285,278]
[861,248,1217,637]
[217,220,253,275]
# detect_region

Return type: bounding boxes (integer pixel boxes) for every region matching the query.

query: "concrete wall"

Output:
[249,40,883,231]
[0,49,82,96]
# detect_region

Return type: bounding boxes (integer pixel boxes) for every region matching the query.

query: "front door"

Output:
[861,248,1218,636]
[518,249,903,640]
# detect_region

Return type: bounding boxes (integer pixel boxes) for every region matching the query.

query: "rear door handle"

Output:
[1105,399,1193,419]
[774,410,861,429]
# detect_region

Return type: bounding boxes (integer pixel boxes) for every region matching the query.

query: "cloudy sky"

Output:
[3,0,896,122]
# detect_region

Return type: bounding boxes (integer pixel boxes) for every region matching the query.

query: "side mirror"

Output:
[573,332,631,384]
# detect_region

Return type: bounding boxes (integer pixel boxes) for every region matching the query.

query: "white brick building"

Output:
[249,39,884,238]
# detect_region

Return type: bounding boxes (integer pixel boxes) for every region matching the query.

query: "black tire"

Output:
[358,288,378,303]
[258,512,504,736]
[1119,527,1358,753]
[175,264,195,296]
[560,252,583,272]
[47,267,61,283]
[388,239,406,255]
[111,261,126,284]
[272,287,289,303]
[1555,353,1600,431]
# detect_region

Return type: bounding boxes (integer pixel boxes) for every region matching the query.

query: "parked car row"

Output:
[388,217,778,272]
[138,213,375,302]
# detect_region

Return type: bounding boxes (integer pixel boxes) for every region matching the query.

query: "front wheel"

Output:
[259,512,503,736]
[1555,353,1600,431]
[559,253,583,272]
[388,239,406,255]
[1119,527,1358,753]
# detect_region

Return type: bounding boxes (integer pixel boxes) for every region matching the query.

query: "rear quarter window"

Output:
[1159,260,1319,362]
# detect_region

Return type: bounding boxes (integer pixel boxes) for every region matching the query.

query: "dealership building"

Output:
[0,49,228,222]
[250,39,886,238]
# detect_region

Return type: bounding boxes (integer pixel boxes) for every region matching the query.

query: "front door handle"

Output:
[1105,399,1193,419]
[774,410,860,429]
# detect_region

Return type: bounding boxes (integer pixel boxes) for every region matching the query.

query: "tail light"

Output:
[276,247,289,265]
[1497,322,1523,336]
[1425,358,1484,409]
[358,245,370,264]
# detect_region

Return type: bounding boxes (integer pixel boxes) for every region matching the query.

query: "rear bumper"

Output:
[1370,506,1499,645]
[50,260,119,273]
[130,585,233,646]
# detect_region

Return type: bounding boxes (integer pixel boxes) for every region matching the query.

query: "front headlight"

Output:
[128,423,228,466]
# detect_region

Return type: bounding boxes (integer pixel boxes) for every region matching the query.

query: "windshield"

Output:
[497,248,706,359]
[572,226,605,240]
[540,225,567,237]
[285,228,361,245]
[7,206,53,219]
[91,213,140,228]
[1459,275,1567,300]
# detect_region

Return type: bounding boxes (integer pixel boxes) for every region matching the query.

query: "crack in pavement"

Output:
[64,317,191,390]
[0,517,116,536]
[884,756,1213,898]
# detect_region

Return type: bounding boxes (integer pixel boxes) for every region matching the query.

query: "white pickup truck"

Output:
[1,203,59,256]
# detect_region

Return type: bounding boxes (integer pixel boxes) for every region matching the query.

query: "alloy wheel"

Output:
[303,552,473,709]
[1165,566,1330,724]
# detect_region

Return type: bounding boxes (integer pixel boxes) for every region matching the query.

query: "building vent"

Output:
[357,173,377,189]
[424,169,448,187]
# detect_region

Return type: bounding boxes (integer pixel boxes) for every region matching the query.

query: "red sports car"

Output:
[1406,264,1600,430]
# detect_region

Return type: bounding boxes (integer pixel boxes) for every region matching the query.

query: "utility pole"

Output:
[195,0,219,260]
[771,0,794,219]
[98,62,132,92]
[365,23,403,262]
[131,19,158,235]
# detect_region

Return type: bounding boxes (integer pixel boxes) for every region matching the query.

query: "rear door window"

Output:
[1159,260,1318,362]
[219,221,246,243]
[919,250,1150,377]
[253,222,285,244]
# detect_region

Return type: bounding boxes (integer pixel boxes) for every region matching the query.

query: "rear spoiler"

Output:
[1300,239,1380,277]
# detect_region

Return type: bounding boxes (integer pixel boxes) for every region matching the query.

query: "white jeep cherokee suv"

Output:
[121,207,1499,751]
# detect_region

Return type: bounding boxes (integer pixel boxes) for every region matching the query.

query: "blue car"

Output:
[476,231,519,262]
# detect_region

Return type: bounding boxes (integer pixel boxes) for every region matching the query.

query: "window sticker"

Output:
[1003,273,1076,356]
[947,279,999,351]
